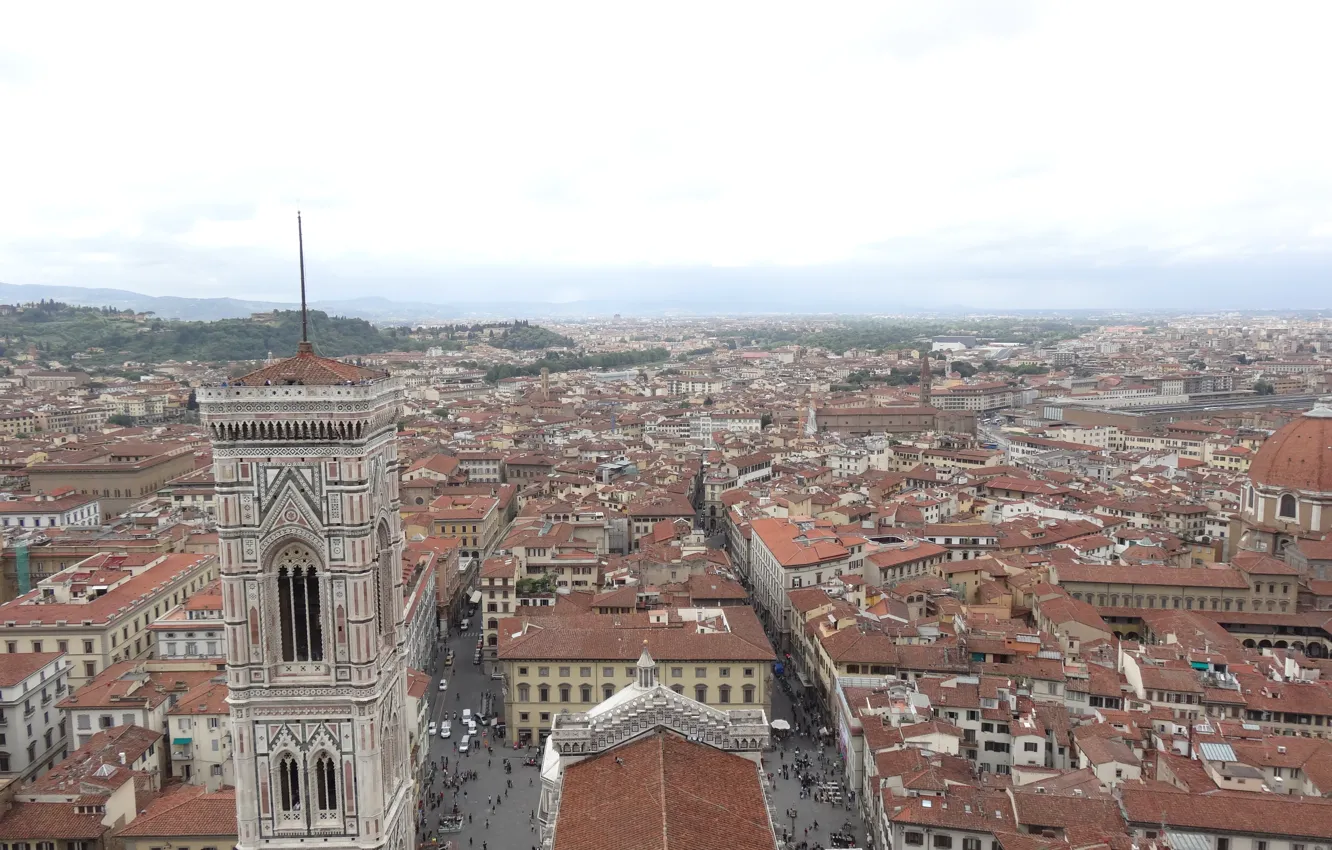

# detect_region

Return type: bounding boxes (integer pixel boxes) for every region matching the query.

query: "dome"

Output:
[1248,399,1332,493]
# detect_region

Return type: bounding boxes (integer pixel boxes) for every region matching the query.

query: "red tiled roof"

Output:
[0,652,64,687]
[0,803,107,840]
[116,785,238,837]
[552,731,774,850]
[1248,406,1332,492]
[1121,784,1332,840]
[0,554,214,627]
[235,346,387,386]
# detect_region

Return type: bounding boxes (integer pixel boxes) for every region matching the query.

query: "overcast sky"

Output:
[2,2,1331,311]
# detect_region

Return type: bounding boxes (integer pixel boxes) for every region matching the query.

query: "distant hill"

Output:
[0,302,590,365]
[0,283,471,323]
[0,302,412,363]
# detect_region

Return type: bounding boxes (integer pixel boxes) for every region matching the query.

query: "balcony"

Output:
[171,737,193,761]
[23,707,34,719]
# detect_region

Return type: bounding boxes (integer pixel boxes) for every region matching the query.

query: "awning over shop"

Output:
[172,737,192,745]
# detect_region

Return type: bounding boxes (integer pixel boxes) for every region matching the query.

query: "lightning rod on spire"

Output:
[298,211,311,353]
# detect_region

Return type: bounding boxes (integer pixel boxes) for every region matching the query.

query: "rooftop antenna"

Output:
[297,211,312,354]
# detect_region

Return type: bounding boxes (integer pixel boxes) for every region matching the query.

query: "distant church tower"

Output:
[919,348,932,408]
[198,214,413,850]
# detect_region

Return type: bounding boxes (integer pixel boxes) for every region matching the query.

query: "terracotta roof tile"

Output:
[0,803,107,840]
[235,347,387,386]
[116,785,238,837]
[553,731,774,850]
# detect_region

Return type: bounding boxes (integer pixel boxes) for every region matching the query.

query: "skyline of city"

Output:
[2,5,1332,849]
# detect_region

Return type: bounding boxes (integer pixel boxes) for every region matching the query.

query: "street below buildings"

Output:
[764,666,870,850]
[415,621,541,850]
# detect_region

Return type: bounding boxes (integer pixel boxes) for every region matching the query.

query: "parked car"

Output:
[428,721,437,736]
[462,709,472,722]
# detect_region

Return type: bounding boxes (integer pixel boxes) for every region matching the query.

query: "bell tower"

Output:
[199,216,412,850]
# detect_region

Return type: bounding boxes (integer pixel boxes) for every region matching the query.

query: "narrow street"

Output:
[415,621,542,850]
[763,668,870,850]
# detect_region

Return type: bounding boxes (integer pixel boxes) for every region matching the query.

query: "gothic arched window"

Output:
[314,753,337,811]
[1279,493,1297,519]
[275,545,323,662]
[278,753,301,811]
[376,523,395,638]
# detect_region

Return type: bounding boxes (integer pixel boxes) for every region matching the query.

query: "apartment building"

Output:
[0,411,37,437]
[0,492,101,529]
[402,548,439,671]
[700,452,773,532]
[166,681,232,790]
[0,552,219,688]
[479,557,517,656]
[500,513,611,590]
[748,517,865,652]
[0,652,70,778]
[667,375,725,397]
[1051,562,1291,616]
[457,451,505,483]
[931,382,1016,412]
[33,404,113,434]
[1122,786,1332,850]
[496,606,774,747]
[26,442,197,516]
[626,494,697,551]
[425,494,501,562]
[23,371,89,391]
[688,411,761,439]
[58,662,218,750]
[147,579,224,662]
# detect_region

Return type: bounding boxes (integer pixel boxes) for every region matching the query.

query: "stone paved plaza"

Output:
[412,626,869,849]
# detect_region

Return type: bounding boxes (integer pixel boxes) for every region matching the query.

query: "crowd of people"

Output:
[765,663,868,850]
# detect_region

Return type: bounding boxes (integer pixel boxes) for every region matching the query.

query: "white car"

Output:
[438,679,448,692]
[428,721,437,736]
[462,708,472,723]
[466,720,477,736]
[440,721,451,739]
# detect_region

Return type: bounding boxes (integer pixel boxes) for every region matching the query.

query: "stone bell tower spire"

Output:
[199,216,411,850]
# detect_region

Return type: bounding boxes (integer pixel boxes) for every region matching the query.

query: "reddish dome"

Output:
[1248,401,1332,493]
